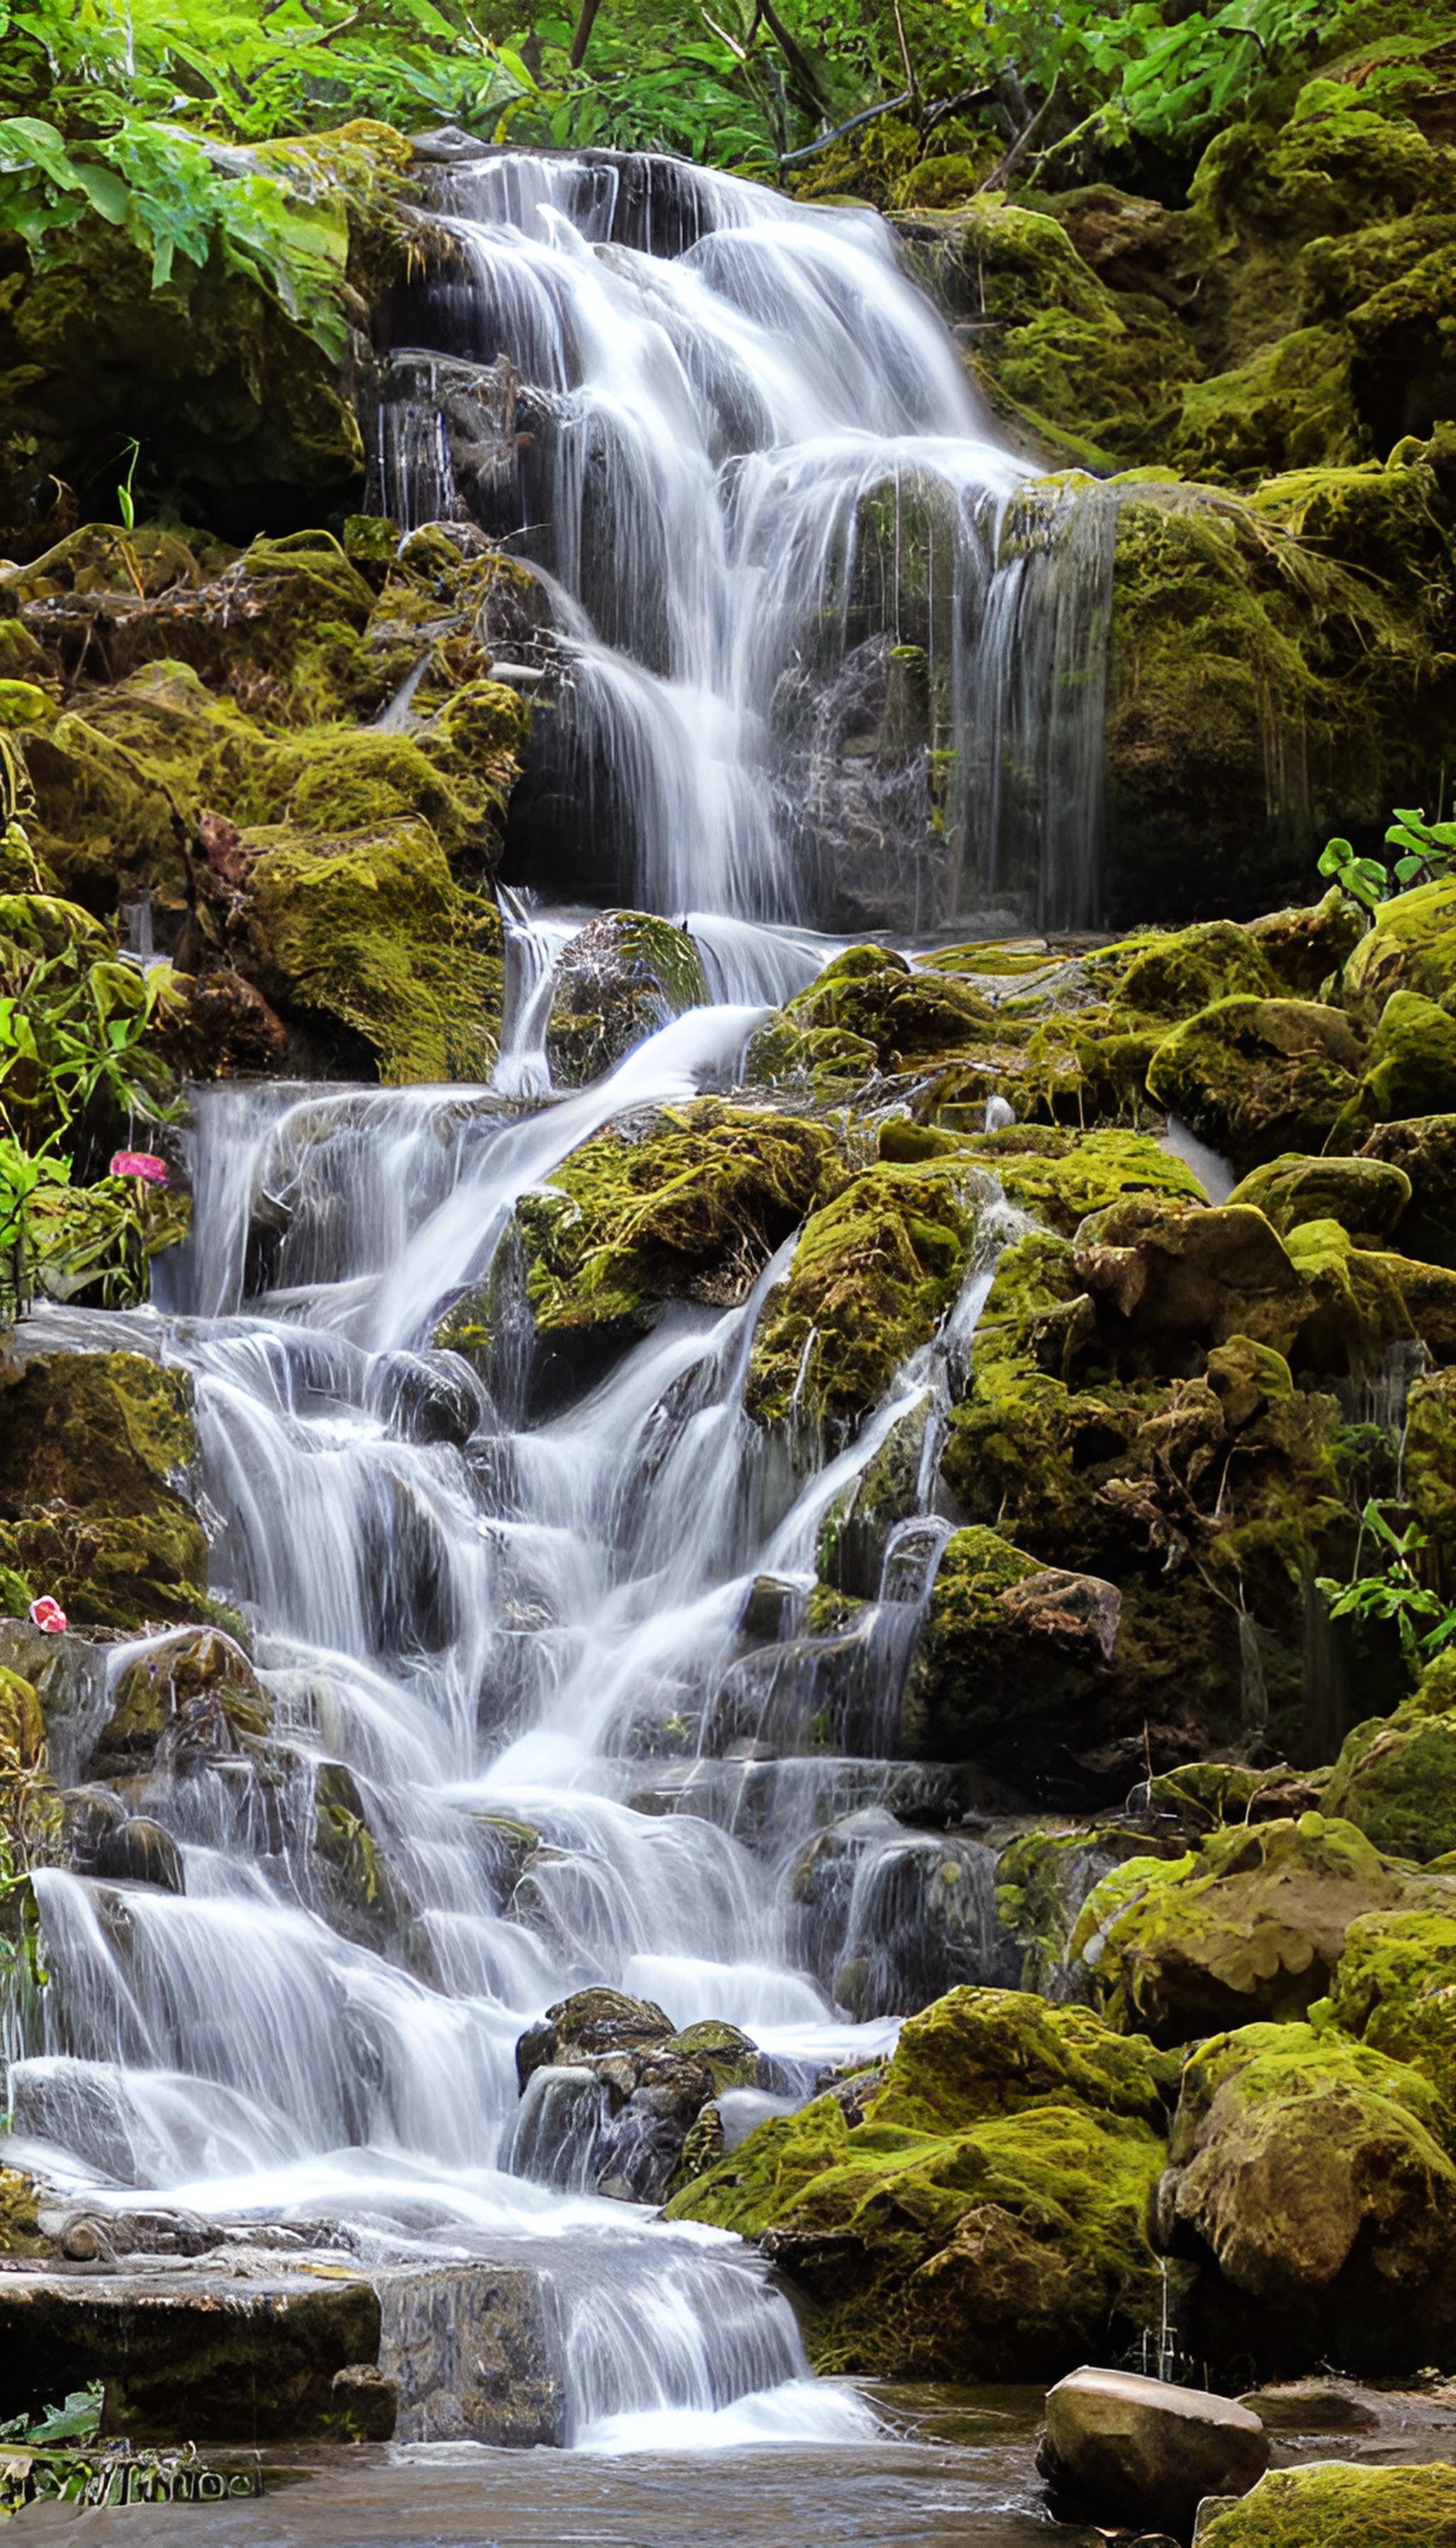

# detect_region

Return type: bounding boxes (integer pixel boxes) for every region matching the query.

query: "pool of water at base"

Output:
[14,2389,1101,2544]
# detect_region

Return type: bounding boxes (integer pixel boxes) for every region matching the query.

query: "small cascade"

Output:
[370,143,1118,933]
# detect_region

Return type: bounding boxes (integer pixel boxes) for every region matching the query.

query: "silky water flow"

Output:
[6,149,1108,2455]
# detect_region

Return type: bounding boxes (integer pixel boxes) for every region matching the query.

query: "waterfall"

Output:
[370,143,1116,934]
[1,150,1113,2451]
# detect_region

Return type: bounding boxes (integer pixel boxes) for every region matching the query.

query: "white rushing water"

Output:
[4,152,1096,2447]
[373,144,1117,933]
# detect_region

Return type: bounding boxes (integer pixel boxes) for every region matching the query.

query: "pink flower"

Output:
[109,1151,168,1187]
[29,1595,67,1634]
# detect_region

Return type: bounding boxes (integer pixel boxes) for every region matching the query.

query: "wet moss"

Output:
[952,1125,1207,1234]
[745,1156,995,1426]
[1226,1152,1412,1244]
[776,947,999,1072]
[0,1348,215,1631]
[668,1986,1169,2380]
[1339,877,1456,1022]
[545,911,707,1086]
[1330,1906,1456,2111]
[517,1101,846,1334]
[1324,1662,1456,1863]
[237,820,504,1083]
[1361,1115,1456,1267]
[1145,997,1364,1170]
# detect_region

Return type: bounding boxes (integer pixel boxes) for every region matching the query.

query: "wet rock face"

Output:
[1038,2366,1269,2537]
[543,911,706,1086]
[510,1993,761,2205]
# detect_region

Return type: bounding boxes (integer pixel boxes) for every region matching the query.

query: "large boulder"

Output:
[668,1987,1174,2381]
[1071,1815,1448,2044]
[1323,1662,1456,1864]
[1338,876,1456,1024]
[1225,1152,1412,1246]
[1162,2020,1456,2375]
[901,1525,1122,1789]
[1144,998,1364,1171]
[509,1992,759,2206]
[1329,1907,1456,2113]
[1039,2366,1269,2537]
[1362,1115,1456,1267]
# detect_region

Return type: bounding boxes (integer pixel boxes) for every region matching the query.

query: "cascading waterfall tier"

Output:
[370,141,1117,934]
[7,1006,1015,2448]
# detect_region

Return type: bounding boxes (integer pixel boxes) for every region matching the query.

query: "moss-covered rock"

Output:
[1324,1660,1456,1864]
[773,946,1000,1073]
[1339,876,1456,1022]
[236,820,505,1083]
[1145,997,1364,1170]
[1199,2462,1456,2547]
[1226,1152,1413,1245]
[944,1123,1208,1235]
[1071,1814,1447,2043]
[544,911,706,1086]
[1362,1114,1456,1266]
[1330,1905,1456,2114]
[1165,2018,1456,2374]
[668,1986,1172,2380]
[1407,1366,1456,1546]
[92,1627,270,1781]
[902,1526,1122,1786]
[515,1101,845,1334]
[0,1347,214,1630]
[746,1155,996,1426]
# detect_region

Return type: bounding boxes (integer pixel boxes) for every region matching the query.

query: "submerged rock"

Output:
[1039,2366,1269,2537]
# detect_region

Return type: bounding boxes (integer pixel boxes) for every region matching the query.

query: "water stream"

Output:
[6,146,1112,2457]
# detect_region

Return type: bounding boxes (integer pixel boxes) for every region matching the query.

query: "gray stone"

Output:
[377,2263,562,2446]
[1039,2366,1270,2537]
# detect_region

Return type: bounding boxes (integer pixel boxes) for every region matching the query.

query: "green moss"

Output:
[1361,1114,1456,1266]
[0,2168,51,2259]
[745,1156,995,1425]
[517,1101,846,1334]
[1199,2463,1456,2547]
[1172,323,1360,484]
[1145,996,1364,1170]
[237,820,503,1083]
[1339,877,1456,1021]
[1227,1151,1412,1243]
[668,1986,1169,2380]
[953,1125,1208,1233]
[93,1626,271,1779]
[1407,1366,1456,1545]
[1071,1814,1435,2043]
[0,1347,215,1631]
[1331,988,1456,1145]
[1324,1663,1456,1862]
[776,946,998,1072]
[1330,1906,1456,2109]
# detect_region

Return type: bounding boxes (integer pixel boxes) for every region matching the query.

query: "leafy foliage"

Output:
[1320,808,1456,916]
[1317,1500,1456,1671]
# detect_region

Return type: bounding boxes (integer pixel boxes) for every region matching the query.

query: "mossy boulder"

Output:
[901,1526,1122,1788]
[1226,1152,1413,1246]
[1145,997,1364,1171]
[1407,1366,1456,1545]
[515,1101,845,1334]
[668,1986,1172,2380]
[1199,2463,1456,2548]
[544,911,706,1085]
[1071,1814,1444,2044]
[745,1157,995,1427]
[0,1347,213,1630]
[1334,987,1456,1145]
[236,822,504,1083]
[92,1627,271,1781]
[1324,1661,1456,1865]
[1361,1114,1456,1266]
[772,946,998,1073]
[1330,1907,1456,2114]
[1164,2019,1456,2373]
[1339,877,1456,1022]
